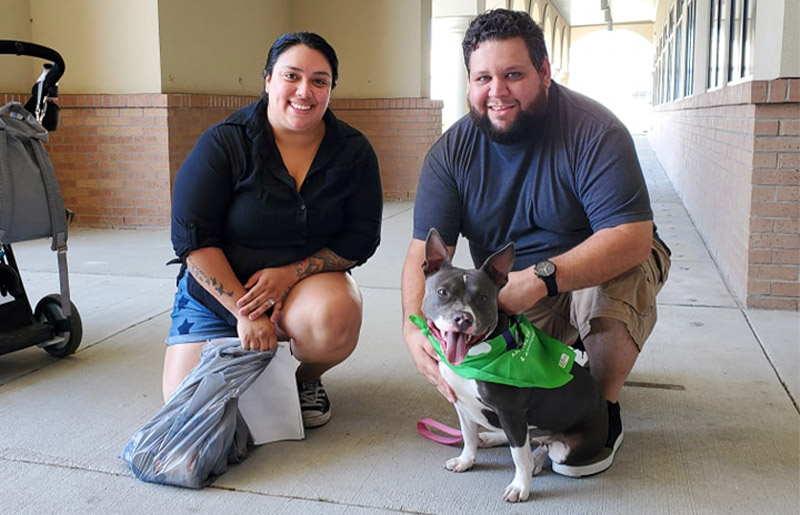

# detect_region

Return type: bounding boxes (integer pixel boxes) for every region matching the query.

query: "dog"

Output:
[418,228,608,502]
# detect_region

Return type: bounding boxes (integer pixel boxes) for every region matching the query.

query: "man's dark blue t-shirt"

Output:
[413,82,654,270]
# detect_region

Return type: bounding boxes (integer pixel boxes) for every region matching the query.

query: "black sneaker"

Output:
[551,401,623,478]
[571,335,590,370]
[297,378,331,428]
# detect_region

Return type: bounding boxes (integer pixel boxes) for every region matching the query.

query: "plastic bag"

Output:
[121,340,274,488]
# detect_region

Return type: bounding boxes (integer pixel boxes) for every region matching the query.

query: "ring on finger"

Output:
[266,298,276,307]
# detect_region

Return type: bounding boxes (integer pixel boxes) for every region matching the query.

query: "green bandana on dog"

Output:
[410,314,576,389]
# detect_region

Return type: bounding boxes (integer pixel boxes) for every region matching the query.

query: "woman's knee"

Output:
[303,291,362,350]
[282,274,363,357]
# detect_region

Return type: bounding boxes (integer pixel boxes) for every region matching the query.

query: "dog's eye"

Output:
[477,295,488,303]
[437,288,448,298]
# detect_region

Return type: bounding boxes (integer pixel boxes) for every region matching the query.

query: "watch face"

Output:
[536,260,555,276]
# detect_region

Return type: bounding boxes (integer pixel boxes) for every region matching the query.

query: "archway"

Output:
[569,29,654,134]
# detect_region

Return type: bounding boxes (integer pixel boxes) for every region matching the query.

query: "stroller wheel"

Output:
[34,294,83,358]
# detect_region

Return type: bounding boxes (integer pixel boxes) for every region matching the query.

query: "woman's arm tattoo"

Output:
[293,248,356,280]
[186,258,234,298]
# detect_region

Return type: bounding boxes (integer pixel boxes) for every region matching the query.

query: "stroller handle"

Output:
[0,40,65,94]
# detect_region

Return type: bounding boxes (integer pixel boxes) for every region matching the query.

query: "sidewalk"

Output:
[1,137,798,514]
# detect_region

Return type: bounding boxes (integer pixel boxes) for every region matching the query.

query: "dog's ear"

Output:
[480,242,515,288]
[422,228,451,276]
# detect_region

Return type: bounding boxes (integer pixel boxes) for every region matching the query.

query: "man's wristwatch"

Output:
[534,259,558,297]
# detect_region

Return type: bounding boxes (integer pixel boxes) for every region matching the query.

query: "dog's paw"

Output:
[445,456,474,472]
[501,482,530,503]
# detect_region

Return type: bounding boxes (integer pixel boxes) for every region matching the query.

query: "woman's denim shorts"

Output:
[166,274,237,345]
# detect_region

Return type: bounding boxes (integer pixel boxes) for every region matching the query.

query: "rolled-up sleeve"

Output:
[326,139,382,266]
[170,128,233,261]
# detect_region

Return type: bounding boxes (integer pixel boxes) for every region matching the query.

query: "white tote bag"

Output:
[236,341,305,444]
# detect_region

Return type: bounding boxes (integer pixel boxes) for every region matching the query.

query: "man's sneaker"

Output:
[551,401,623,478]
[571,336,590,370]
[297,379,331,428]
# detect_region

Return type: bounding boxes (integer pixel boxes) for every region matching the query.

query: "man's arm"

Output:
[499,220,653,314]
[401,239,457,403]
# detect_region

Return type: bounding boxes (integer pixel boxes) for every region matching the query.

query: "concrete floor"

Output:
[1,137,798,514]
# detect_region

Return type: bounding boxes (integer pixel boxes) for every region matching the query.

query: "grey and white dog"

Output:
[420,228,607,502]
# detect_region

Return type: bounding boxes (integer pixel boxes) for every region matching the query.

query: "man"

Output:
[401,9,671,476]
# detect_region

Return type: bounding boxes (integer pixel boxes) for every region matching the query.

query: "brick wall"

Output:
[2,93,176,227]
[164,95,257,190]
[1,93,442,228]
[649,78,800,309]
[330,98,443,200]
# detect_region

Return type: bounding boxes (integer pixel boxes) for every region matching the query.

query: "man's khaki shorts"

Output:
[524,236,671,350]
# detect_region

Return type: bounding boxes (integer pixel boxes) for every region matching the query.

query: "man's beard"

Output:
[469,88,548,145]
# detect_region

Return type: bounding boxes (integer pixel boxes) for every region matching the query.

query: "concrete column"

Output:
[432,15,473,130]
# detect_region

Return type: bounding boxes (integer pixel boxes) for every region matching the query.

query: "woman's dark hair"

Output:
[262,31,339,88]
[462,9,548,73]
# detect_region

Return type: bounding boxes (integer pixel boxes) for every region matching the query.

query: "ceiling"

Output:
[547,0,656,26]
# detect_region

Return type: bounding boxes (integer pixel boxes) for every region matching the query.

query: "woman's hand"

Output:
[237,266,297,322]
[236,315,278,352]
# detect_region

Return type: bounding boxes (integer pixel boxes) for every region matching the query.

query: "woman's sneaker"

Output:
[297,379,331,428]
[551,401,623,477]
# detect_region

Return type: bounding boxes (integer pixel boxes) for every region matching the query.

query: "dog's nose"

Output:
[453,312,473,331]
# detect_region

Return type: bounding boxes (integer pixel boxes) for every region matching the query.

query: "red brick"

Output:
[779,119,800,135]
[775,219,800,233]
[777,153,800,168]
[771,281,800,296]
[768,80,787,103]
[752,169,800,185]
[751,186,776,201]
[749,264,799,280]
[753,136,800,152]
[750,218,775,232]
[747,279,771,294]
[752,201,799,217]
[750,233,800,249]
[776,186,800,202]
[789,79,800,102]
[773,249,800,265]
[748,248,772,263]
[755,120,779,135]
[747,296,799,309]
[755,103,800,118]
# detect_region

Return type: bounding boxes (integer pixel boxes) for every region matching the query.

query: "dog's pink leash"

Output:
[416,418,463,445]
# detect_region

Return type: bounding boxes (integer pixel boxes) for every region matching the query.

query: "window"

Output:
[653,0,698,105]
[729,0,756,80]
[684,0,696,95]
[672,7,683,100]
[708,0,725,89]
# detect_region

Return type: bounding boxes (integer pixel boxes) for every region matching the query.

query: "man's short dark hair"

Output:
[462,9,548,73]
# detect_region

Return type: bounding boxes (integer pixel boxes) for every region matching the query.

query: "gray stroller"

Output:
[0,40,81,358]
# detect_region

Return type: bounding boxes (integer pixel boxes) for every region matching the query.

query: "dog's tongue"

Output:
[445,331,471,366]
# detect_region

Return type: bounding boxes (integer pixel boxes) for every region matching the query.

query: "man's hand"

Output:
[237,266,296,322]
[498,268,543,314]
[236,315,278,352]
[404,324,457,403]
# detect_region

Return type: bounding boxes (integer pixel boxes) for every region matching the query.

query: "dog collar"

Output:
[409,314,576,389]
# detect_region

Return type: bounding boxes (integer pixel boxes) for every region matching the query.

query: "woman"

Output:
[163,32,383,429]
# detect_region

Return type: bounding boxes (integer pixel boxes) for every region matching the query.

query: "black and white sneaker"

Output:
[552,401,623,478]
[297,378,331,428]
